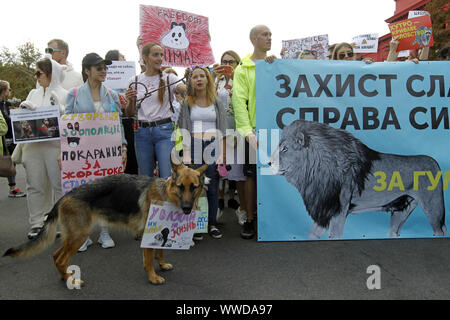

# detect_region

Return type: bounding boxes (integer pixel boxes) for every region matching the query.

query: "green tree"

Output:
[425,0,450,60]
[0,42,42,100]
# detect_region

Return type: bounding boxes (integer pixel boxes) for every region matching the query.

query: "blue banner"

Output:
[256,59,449,241]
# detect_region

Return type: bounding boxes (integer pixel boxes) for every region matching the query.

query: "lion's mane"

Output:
[281,120,380,228]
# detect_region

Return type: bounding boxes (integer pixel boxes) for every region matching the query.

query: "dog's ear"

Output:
[196,164,208,184]
[179,23,186,31]
[170,157,183,182]
[171,22,178,30]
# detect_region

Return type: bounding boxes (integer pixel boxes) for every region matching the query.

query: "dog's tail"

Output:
[3,199,61,258]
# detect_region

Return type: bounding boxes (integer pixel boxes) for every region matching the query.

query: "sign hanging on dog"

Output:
[139,5,215,67]
[388,14,434,52]
[59,112,124,195]
[256,59,449,241]
[141,201,199,250]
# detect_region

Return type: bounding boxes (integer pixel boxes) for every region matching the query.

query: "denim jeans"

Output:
[134,122,174,178]
[191,137,220,226]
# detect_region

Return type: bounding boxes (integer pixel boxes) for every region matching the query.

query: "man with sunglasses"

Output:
[46,39,83,90]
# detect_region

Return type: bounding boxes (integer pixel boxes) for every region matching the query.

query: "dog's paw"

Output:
[160,263,173,271]
[149,274,166,285]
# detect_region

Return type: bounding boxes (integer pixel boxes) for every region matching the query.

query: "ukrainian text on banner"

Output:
[60,112,124,194]
[141,201,198,250]
[140,5,214,67]
[389,14,433,52]
[256,59,449,241]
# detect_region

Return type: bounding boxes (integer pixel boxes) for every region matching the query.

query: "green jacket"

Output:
[232,54,255,137]
[0,111,7,156]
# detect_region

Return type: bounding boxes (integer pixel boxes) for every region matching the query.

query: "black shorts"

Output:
[243,139,257,179]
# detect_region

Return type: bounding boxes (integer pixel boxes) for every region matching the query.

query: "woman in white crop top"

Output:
[178,66,228,239]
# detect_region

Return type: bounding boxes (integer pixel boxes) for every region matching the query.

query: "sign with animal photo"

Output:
[10,106,60,144]
[256,59,449,241]
[141,201,198,250]
[282,34,329,60]
[139,5,215,67]
[59,113,124,195]
[389,14,434,51]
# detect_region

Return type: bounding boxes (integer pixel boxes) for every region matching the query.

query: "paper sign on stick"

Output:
[352,34,379,53]
[105,61,136,90]
[140,5,215,67]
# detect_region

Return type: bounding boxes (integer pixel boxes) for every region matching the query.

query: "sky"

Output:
[2,0,396,72]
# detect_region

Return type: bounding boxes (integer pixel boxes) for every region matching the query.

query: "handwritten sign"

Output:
[352,33,379,53]
[60,112,124,194]
[140,5,215,67]
[141,201,199,250]
[195,196,208,234]
[282,34,329,60]
[10,106,60,144]
[105,61,136,90]
[389,15,434,52]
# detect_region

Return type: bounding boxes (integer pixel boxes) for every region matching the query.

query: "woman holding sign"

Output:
[125,42,186,179]
[65,52,128,251]
[178,66,228,239]
[15,57,67,240]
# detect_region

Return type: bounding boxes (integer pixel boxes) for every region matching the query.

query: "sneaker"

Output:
[235,207,247,226]
[27,227,42,240]
[193,233,204,241]
[209,227,222,239]
[98,231,115,249]
[78,237,93,252]
[9,188,26,198]
[240,220,255,239]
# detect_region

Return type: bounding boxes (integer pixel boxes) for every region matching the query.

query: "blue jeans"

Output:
[191,137,219,226]
[134,122,174,178]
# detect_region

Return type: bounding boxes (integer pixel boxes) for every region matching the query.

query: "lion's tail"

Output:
[3,199,61,258]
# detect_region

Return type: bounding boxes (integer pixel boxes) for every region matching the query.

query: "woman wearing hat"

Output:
[65,52,128,252]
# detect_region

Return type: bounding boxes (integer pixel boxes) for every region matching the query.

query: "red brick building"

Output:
[357,0,432,61]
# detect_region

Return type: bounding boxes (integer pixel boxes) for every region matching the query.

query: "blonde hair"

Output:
[142,42,165,104]
[332,42,354,60]
[185,67,216,107]
[0,80,10,97]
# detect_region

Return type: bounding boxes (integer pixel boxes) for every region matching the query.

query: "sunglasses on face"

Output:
[45,47,64,54]
[338,51,354,59]
[95,66,108,72]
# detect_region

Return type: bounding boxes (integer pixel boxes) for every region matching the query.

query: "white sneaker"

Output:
[235,207,247,226]
[98,231,115,249]
[78,237,93,252]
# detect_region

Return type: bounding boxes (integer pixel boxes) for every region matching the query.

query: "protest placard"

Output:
[60,112,124,194]
[140,5,214,67]
[141,201,198,250]
[389,14,433,52]
[352,33,379,53]
[104,61,136,90]
[282,34,328,60]
[256,59,449,241]
[195,196,208,234]
[10,106,60,144]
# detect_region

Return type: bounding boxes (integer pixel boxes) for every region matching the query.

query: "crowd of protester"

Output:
[1,27,449,248]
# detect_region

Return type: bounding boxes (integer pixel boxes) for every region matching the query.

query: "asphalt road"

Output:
[1,165,449,300]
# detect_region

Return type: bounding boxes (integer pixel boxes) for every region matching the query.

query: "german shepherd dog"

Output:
[3,162,208,286]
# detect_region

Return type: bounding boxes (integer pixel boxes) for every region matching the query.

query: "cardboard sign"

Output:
[140,5,215,67]
[60,112,124,194]
[282,34,329,60]
[389,15,434,52]
[10,106,60,144]
[141,201,199,250]
[352,33,379,53]
[105,61,136,90]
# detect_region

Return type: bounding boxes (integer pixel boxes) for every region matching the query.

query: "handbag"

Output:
[0,136,16,177]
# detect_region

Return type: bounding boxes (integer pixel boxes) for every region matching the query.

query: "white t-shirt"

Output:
[129,72,179,122]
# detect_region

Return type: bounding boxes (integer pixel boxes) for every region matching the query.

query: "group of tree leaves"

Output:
[425,0,450,60]
[0,42,42,101]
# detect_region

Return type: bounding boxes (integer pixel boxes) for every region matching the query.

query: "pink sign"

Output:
[60,113,124,194]
[140,5,215,67]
